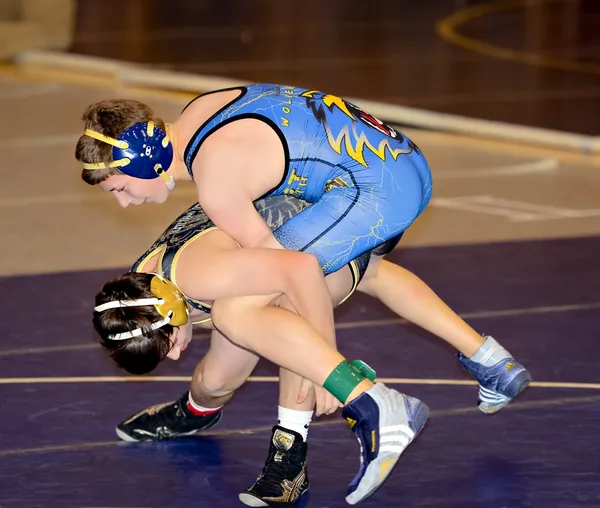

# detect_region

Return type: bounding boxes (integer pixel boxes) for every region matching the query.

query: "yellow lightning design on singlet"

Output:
[301,91,412,167]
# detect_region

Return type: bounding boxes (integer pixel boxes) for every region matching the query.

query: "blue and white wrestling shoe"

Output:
[458,336,532,414]
[341,383,429,505]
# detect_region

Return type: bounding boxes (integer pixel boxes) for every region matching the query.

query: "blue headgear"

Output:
[82,121,175,190]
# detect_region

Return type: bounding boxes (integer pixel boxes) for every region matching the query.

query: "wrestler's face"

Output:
[98,174,170,207]
[166,320,194,361]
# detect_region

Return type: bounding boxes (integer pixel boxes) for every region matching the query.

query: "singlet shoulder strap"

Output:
[182,86,249,177]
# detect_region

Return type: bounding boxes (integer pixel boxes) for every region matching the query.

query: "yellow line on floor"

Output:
[0,376,599,390]
[437,0,600,75]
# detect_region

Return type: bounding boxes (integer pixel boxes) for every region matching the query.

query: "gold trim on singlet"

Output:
[134,245,166,273]
[338,259,361,306]
[192,317,213,325]
[169,227,218,311]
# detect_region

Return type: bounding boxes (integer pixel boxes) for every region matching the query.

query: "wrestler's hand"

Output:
[297,378,342,416]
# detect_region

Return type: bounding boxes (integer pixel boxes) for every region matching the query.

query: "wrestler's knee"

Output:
[211,295,277,342]
[192,360,241,399]
[211,299,248,340]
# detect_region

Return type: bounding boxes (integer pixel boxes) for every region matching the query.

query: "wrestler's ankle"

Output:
[343,379,374,405]
[321,359,374,405]
[186,391,225,416]
[189,385,233,411]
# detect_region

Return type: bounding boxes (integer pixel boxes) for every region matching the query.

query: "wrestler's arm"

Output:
[192,127,336,346]
[192,125,285,250]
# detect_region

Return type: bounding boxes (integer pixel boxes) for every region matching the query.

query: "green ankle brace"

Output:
[323,360,367,403]
[351,360,376,381]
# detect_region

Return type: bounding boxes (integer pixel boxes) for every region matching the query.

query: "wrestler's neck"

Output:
[165,123,191,182]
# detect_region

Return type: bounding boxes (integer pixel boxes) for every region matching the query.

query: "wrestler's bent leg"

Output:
[116,330,259,442]
[358,255,532,414]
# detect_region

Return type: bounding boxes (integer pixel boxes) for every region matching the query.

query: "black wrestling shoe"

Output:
[115,391,222,442]
[239,426,309,507]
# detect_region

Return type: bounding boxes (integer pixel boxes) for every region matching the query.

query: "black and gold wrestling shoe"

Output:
[239,426,309,507]
[115,392,222,442]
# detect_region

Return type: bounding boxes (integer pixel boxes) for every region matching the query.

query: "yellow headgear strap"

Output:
[84,129,129,149]
[82,129,131,170]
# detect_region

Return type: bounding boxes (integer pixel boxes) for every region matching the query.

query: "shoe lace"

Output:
[140,401,184,429]
[150,404,189,440]
[259,450,294,487]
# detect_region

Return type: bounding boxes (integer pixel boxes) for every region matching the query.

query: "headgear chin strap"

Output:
[94,274,189,341]
[82,121,176,190]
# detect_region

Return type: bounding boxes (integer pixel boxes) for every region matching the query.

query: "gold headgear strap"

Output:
[82,129,130,171]
[84,129,129,149]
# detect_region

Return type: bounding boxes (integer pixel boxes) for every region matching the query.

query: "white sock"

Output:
[187,392,222,416]
[469,336,512,366]
[277,406,313,441]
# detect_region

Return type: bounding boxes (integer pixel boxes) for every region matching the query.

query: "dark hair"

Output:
[93,272,174,375]
[75,99,167,185]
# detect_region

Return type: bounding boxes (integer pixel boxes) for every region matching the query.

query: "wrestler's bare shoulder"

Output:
[173,89,243,143]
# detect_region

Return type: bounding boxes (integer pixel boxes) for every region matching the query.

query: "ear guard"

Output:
[94,274,189,341]
[82,121,175,190]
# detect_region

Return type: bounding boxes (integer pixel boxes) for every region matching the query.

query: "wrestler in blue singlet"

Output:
[184,84,432,274]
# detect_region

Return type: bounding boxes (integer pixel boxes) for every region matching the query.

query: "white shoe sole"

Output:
[115,422,220,442]
[238,493,269,507]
